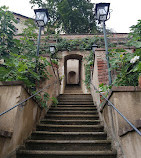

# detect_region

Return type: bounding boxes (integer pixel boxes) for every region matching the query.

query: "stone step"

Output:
[25,140,111,151]
[17,150,117,158]
[50,107,97,111]
[58,94,92,98]
[58,101,94,105]
[45,114,99,120]
[56,105,96,108]
[47,110,98,115]
[58,98,93,101]
[36,124,104,132]
[16,93,117,158]
[40,119,101,125]
[31,131,107,140]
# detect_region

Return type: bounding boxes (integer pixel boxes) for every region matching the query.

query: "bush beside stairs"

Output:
[17,94,117,158]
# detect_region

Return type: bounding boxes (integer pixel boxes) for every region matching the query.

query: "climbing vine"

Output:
[84,51,94,89]
[40,35,105,54]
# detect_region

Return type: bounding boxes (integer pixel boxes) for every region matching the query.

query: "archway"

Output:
[64,54,83,93]
[67,59,79,84]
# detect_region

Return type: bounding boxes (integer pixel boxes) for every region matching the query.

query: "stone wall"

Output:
[58,50,90,94]
[90,46,141,157]
[99,87,141,158]
[0,57,60,158]
[91,47,135,105]
[0,82,41,158]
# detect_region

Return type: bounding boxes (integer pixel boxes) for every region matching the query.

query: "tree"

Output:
[0,6,17,57]
[0,6,51,89]
[30,0,99,34]
[109,19,141,87]
[128,20,141,48]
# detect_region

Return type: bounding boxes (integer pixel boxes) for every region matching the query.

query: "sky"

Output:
[0,0,141,33]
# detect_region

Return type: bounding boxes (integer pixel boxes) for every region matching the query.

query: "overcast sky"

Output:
[0,0,141,33]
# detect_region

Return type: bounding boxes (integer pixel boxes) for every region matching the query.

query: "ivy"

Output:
[40,35,105,54]
[84,50,94,89]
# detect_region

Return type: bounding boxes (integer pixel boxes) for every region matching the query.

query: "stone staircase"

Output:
[17,94,117,158]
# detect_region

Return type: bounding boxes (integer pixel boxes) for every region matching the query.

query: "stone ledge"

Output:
[119,119,141,137]
[0,81,24,86]
[0,130,13,138]
[95,46,135,51]
[112,86,141,92]
[100,86,141,112]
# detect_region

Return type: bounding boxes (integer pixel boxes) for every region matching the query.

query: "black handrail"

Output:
[90,82,141,136]
[0,80,58,117]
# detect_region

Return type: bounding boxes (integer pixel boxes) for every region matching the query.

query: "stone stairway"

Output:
[17,94,117,158]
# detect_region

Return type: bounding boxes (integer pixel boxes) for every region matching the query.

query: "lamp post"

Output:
[95,3,112,85]
[49,45,58,79]
[91,43,98,53]
[91,43,98,64]
[34,8,49,57]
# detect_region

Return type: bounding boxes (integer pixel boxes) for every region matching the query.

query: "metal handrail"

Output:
[90,82,141,136]
[0,80,59,117]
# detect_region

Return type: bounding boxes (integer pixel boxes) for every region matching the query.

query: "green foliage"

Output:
[51,97,58,106]
[108,20,141,87]
[99,83,112,95]
[84,50,94,89]
[0,6,17,57]
[56,36,104,51]
[33,92,50,108]
[0,6,53,108]
[109,50,140,86]
[0,53,51,88]
[97,83,112,106]
[30,0,99,34]
[19,19,37,57]
[51,59,58,65]
[128,20,141,48]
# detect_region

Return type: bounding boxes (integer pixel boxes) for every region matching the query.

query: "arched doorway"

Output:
[64,54,83,93]
[67,59,79,85]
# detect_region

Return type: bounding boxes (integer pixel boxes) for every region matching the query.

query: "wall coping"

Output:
[112,86,141,92]
[0,81,24,86]
[100,86,141,112]
[99,86,141,136]
[95,46,135,51]
[0,81,43,108]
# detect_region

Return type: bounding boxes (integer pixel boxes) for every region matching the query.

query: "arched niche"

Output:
[64,54,83,86]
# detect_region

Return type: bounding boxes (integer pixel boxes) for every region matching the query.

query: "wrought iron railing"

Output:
[90,82,141,136]
[0,81,58,117]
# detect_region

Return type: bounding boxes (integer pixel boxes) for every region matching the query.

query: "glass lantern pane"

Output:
[44,16,48,25]
[36,12,45,20]
[37,21,44,27]
[97,10,100,20]
[99,8,106,15]
[100,15,107,21]
[104,6,108,13]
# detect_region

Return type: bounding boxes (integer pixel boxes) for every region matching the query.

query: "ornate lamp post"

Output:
[34,8,49,57]
[49,45,58,78]
[95,3,112,85]
[91,43,98,53]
